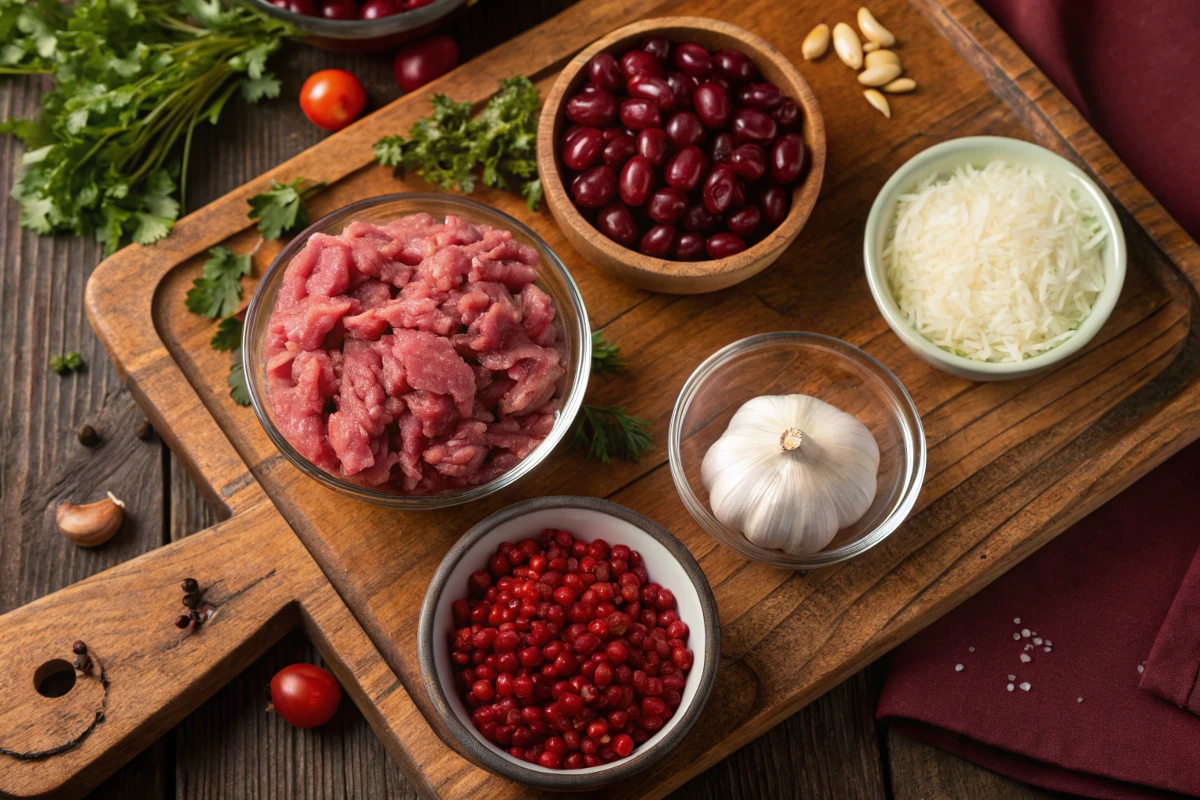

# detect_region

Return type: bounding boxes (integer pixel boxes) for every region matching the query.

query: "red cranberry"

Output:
[709,132,735,164]
[618,156,655,206]
[773,98,802,131]
[672,42,712,78]
[357,0,394,18]
[319,0,357,19]
[602,134,637,169]
[639,224,676,258]
[664,71,696,110]
[641,36,671,61]
[736,82,783,110]
[675,232,705,261]
[665,111,704,148]
[726,205,762,238]
[769,133,807,184]
[706,232,746,258]
[682,203,716,231]
[759,185,790,226]
[728,144,766,181]
[596,203,638,247]
[731,107,777,144]
[627,72,675,112]
[570,165,616,208]
[619,98,661,130]
[702,164,738,214]
[562,127,604,171]
[712,49,758,82]
[692,81,731,129]
[587,53,625,93]
[613,733,635,757]
[619,50,663,79]
[646,187,688,224]
[664,145,708,191]
[566,87,617,127]
[635,128,673,167]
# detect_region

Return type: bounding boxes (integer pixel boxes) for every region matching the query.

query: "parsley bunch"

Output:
[374,76,543,211]
[0,0,294,254]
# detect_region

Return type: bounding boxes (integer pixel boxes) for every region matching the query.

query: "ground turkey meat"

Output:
[263,213,565,494]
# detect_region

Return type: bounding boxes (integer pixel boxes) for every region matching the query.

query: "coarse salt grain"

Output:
[1007,683,1015,691]
[1138,664,1144,674]
[1020,653,1032,663]
[1025,644,1034,651]
[1020,682,1032,691]
[1014,617,1021,624]
[1033,638,1043,645]
[1013,633,1021,640]
[1078,697,1084,703]
[1044,647,1052,653]
[955,664,964,672]
[1008,674,1016,681]
[1021,628,1031,638]
[968,647,975,652]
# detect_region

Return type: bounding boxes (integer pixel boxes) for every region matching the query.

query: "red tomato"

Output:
[392,35,460,93]
[299,69,367,132]
[268,664,342,729]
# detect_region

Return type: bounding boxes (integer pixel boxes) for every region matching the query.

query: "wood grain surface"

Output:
[1,0,1178,796]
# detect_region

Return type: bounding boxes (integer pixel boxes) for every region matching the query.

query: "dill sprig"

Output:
[590,330,625,375]
[571,405,653,464]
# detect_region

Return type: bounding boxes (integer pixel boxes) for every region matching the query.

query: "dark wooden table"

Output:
[0,1,1057,796]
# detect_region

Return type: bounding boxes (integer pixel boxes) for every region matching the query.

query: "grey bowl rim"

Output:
[416,495,721,789]
[249,0,468,40]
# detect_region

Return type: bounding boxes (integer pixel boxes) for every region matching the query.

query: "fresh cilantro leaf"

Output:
[210,316,243,351]
[571,406,652,464]
[185,246,251,319]
[591,331,625,375]
[247,177,324,240]
[50,351,84,375]
[374,76,543,210]
[227,358,251,406]
[131,211,172,244]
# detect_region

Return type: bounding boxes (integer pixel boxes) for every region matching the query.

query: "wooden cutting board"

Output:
[4,0,1199,796]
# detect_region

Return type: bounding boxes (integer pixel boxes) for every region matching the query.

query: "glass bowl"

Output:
[242,193,591,510]
[246,0,468,53]
[668,332,926,569]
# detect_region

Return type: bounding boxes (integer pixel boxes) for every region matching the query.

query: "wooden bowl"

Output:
[537,16,826,294]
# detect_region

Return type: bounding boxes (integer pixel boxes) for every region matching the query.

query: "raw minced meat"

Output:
[263,213,565,494]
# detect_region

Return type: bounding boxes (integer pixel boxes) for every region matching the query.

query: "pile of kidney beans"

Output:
[267,0,433,21]
[560,37,807,261]
[448,528,696,769]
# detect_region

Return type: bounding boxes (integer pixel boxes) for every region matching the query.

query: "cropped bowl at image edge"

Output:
[248,0,468,50]
[241,193,591,510]
[863,136,1127,382]
[417,497,720,789]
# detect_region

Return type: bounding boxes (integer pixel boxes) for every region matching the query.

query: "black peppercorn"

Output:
[181,577,199,593]
[175,614,191,629]
[181,592,200,609]
[74,653,92,674]
[189,610,201,624]
[72,640,88,655]
[76,424,99,447]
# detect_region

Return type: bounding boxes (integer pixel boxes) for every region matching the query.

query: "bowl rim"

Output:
[667,331,927,569]
[862,135,1128,377]
[248,0,468,39]
[536,15,826,284]
[241,192,591,509]
[416,495,721,788]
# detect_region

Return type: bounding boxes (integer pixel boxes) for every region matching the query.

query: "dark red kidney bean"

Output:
[619,156,655,206]
[726,205,762,238]
[735,82,782,110]
[636,128,673,167]
[562,127,604,171]
[640,224,676,258]
[702,164,738,214]
[672,42,713,78]
[664,145,708,191]
[675,232,706,261]
[731,179,746,209]
[588,53,625,93]
[358,0,396,19]
[646,187,688,224]
[602,134,636,168]
[564,124,584,142]
[706,232,746,259]
[596,202,639,247]
[619,98,661,130]
[769,133,806,184]
[709,132,735,164]
[664,72,696,111]
[758,185,790,226]
[620,50,663,79]
[682,203,717,231]
[571,165,617,208]
[627,73,675,112]
[772,98,802,131]
[642,36,671,61]
[567,87,617,126]
[728,144,766,181]
[665,111,704,148]
[693,82,732,129]
[712,49,758,83]
[320,0,357,19]
[731,108,777,144]
[601,126,626,141]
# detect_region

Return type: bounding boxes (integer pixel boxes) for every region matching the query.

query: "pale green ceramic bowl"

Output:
[863,136,1127,381]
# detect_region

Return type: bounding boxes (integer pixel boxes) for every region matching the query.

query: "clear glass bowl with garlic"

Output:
[668,332,926,569]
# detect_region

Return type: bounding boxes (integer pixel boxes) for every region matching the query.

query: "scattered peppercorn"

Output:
[135,419,154,441]
[72,640,88,655]
[181,577,199,593]
[76,424,99,447]
[73,653,92,674]
[175,614,191,629]
[181,592,200,609]
[189,610,202,624]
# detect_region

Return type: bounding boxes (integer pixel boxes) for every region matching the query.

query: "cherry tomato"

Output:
[392,35,460,93]
[268,664,341,729]
[299,70,367,132]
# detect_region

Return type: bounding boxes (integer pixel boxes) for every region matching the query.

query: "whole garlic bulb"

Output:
[700,394,880,556]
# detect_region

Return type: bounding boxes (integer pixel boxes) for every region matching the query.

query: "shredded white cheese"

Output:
[884,161,1107,363]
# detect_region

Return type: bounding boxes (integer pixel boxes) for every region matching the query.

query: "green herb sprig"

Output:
[185,246,251,319]
[571,406,653,464]
[374,76,543,211]
[49,350,84,375]
[247,177,325,240]
[590,331,625,375]
[210,315,242,351]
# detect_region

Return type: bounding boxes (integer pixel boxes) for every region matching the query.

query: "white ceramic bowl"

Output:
[417,497,719,789]
[863,136,1127,381]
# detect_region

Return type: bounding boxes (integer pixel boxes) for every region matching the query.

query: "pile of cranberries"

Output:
[266,0,433,21]
[448,528,696,770]
[559,37,808,261]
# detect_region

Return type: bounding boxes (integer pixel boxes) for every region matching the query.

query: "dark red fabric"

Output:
[878,3,1200,794]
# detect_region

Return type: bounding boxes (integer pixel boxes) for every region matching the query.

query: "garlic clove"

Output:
[56,492,125,547]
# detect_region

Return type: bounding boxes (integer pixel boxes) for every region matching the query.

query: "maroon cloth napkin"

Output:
[877,2,1200,795]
